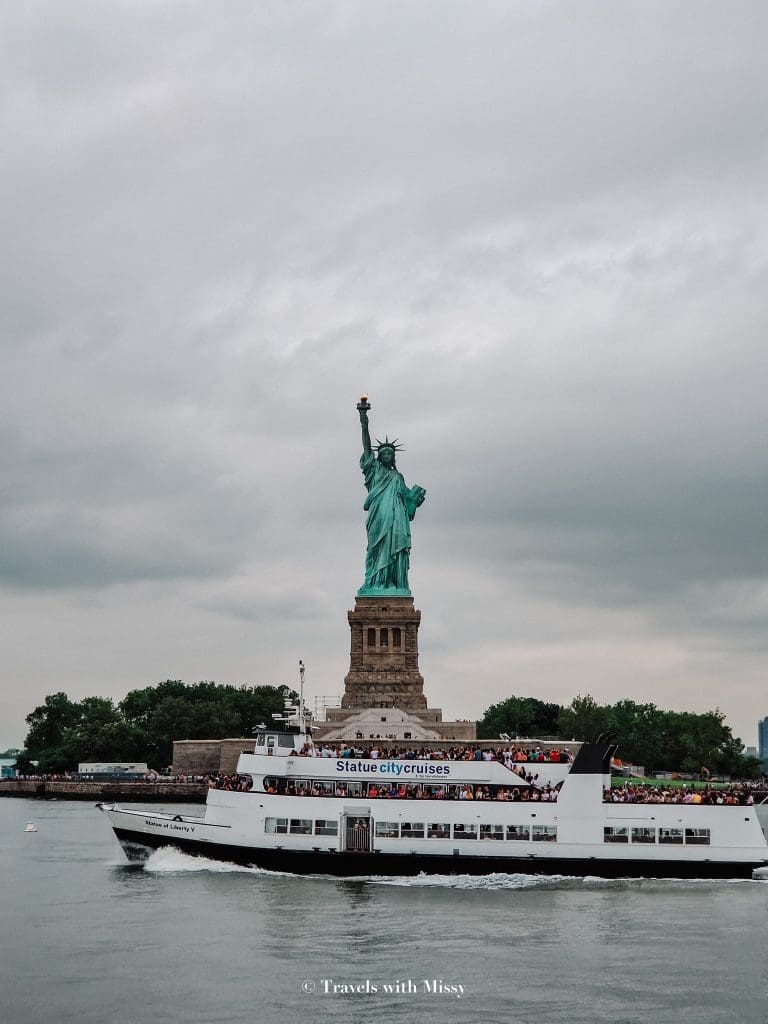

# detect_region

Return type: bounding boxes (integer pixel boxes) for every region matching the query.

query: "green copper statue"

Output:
[356,395,426,596]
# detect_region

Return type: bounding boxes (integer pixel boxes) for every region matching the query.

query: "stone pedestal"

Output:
[342,595,427,710]
[312,593,477,743]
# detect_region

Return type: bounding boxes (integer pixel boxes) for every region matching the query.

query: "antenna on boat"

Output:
[269,661,313,738]
[298,660,306,730]
[297,660,316,740]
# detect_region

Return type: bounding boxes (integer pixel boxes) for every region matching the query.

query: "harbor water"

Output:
[1,798,766,1024]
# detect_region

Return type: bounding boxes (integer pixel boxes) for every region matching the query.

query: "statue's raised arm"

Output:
[355,395,426,597]
[358,394,372,457]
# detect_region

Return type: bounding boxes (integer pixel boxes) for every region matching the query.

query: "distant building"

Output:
[173,739,254,775]
[759,717,768,770]
[77,762,148,776]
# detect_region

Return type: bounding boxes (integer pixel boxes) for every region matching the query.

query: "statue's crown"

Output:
[375,436,404,452]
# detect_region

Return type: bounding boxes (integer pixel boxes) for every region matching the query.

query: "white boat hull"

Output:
[99,799,768,880]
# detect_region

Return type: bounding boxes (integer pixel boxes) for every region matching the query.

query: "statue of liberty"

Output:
[356,395,426,596]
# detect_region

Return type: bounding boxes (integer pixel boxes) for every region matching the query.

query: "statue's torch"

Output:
[357,393,371,413]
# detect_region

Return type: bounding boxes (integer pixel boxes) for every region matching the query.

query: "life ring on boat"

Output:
[172,815,183,821]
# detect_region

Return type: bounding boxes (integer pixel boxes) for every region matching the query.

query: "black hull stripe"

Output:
[112,828,764,880]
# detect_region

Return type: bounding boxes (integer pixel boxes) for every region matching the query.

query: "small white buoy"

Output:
[24,822,38,832]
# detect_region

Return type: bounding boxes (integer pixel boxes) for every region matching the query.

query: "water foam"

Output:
[139,850,768,887]
[358,871,767,890]
[362,871,641,891]
[143,846,293,876]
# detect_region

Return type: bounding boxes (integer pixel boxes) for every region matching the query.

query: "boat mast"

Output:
[297,659,313,741]
[299,659,305,727]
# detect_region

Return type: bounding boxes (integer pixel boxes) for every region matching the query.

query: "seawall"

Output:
[0,781,206,803]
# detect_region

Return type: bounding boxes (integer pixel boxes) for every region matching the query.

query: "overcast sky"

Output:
[1,1,767,751]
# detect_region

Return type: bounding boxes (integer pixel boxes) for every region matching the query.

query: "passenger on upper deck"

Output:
[296,743,573,765]
[604,782,755,805]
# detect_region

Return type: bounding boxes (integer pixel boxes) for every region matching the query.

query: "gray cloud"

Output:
[1,2,767,748]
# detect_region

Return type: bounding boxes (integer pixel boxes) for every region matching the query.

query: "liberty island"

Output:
[94,393,768,879]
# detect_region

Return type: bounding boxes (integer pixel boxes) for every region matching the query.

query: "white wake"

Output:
[138,850,768,887]
[142,846,293,876]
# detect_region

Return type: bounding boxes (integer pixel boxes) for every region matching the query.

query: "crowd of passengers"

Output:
[207,772,253,792]
[296,743,573,765]
[604,783,756,805]
[260,778,561,801]
[207,760,560,798]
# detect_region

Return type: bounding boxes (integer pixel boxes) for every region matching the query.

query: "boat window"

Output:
[685,828,710,845]
[289,818,312,835]
[532,825,557,842]
[374,821,400,838]
[256,734,266,746]
[346,782,363,797]
[427,823,451,838]
[506,825,530,841]
[453,823,478,840]
[480,824,505,841]
[658,828,684,845]
[314,819,338,836]
[631,827,656,844]
[401,822,424,838]
[264,817,288,834]
[603,826,629,844]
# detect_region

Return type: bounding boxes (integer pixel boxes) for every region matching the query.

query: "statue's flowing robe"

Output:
[360,450,421,592]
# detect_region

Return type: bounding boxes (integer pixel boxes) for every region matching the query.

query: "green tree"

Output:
[601,702,756,777]
[119,680,296,768]
[731,752,762,780]
[14,750,35,773]
[59,697,145,765]
[119,680,188,731]
[19,680,298,772]
[604,700,667,772]
[20,692,80,772]
[557,694,611,743]
[478,696,561,739]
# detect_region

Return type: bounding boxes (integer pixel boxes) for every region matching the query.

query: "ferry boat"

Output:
[98,722,768,880]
